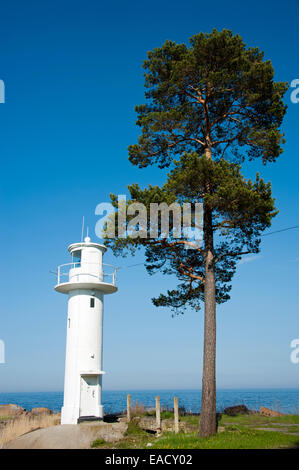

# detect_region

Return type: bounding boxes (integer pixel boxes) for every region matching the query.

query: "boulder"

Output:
[0,404,26,417]
[224,405,250,416]
[259,406,284,417]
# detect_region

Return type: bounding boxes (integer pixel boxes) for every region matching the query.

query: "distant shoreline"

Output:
[1,387,299,394]
[0,389,298,415]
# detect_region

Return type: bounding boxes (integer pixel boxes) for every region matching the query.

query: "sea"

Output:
[0,389,298,415]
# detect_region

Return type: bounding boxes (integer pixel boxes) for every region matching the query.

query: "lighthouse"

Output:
[55,236,117,425]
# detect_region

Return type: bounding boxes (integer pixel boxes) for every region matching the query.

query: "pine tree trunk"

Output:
[199,203,217,437]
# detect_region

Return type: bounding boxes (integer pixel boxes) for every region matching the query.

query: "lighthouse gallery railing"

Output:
[56,262,117,286]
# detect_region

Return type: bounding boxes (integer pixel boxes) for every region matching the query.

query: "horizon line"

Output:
[1,386,299,394]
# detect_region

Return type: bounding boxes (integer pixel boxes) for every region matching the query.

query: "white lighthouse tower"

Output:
[55,236,117,425]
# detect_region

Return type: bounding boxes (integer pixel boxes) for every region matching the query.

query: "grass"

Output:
[91,413,299,450]
[157,411,173,419]
[91,438,106,448]
[219,413,299,426]
[281,426,299,433]
[115,421,155,449]
[0,413,60,448]
[124,420,148,437]
[151,428,299,449]
[180,415,200,425]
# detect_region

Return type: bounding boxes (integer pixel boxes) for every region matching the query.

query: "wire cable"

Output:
[117,224,299,269]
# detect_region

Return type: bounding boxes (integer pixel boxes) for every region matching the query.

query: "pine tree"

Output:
[104,29,288,437]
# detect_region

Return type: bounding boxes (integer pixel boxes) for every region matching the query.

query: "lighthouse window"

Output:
[72,250,81,267]
[90,298,95,308]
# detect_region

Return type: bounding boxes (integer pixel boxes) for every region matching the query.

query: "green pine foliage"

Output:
[128,29,288,168]
[105,153,277,314]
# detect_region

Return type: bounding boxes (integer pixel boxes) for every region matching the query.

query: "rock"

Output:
[259,407,284,417]
[224,405,250,416]
[4,422,127,449]
[217,426,226,433]
[0,404,26,416]
[30,407,52,416]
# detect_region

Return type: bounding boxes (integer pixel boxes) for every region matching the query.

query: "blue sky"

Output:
[0,0,298,392]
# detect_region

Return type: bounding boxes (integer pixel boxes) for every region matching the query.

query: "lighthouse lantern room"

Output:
[55,236,117,425]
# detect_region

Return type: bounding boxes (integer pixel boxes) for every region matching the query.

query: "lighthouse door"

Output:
[79,375,97,417]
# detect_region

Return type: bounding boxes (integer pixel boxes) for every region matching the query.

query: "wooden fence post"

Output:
[127,394,131,423]
[174,396,179,434]
[156,396,161,433]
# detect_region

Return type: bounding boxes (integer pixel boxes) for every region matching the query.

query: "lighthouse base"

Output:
[61,406,79,425]
[61,405,104,425]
